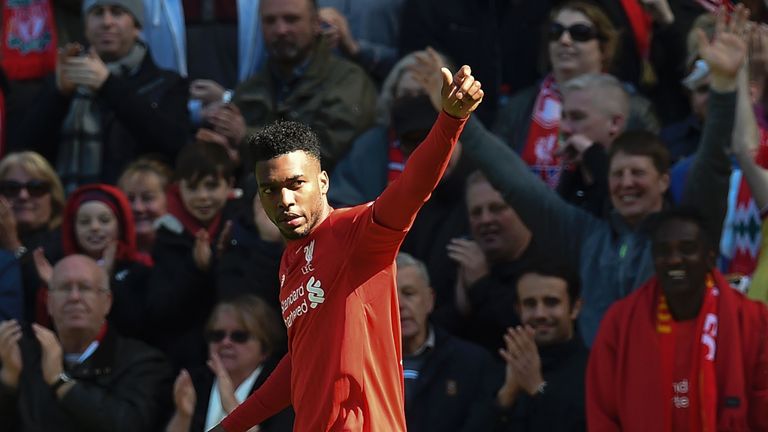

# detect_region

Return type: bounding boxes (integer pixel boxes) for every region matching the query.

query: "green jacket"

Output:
[233,40,377,170]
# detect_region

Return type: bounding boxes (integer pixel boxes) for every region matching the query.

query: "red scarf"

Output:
[1,0,57,80]
[522,75,562,189]
[166,183,223,241]
[386,127,406,185]
[657,274,719,432]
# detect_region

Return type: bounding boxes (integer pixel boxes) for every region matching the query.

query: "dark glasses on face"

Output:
[0,180,51,198]
[548,22,600,42]
[205,329,251,344]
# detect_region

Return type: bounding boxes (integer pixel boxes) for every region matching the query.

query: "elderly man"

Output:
[587,208,768,430]
[397,252,499,432]
[202,0,377,172]
[19,0,188,190]
[0,255,173,432]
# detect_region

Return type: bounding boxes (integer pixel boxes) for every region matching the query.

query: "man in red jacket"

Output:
[210,64,483,432]
[587,206,768,431]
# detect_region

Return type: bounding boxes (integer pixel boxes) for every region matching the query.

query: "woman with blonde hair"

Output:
[0,151,65,320]
[167,295,293,432]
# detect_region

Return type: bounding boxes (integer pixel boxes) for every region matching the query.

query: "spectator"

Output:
[118,158,172,253]
[317,0,404,82]
[556,73,629,217]
[493,1,657,190]
[18,0,189,190]
[397,252,499,432]
[167,295,292,432]
[0,152,65,321]
[442,171,537,354]
[494,263,587,432]
[147,141,237,371]
[660,13,715,163]
[0,254,174,432]
[587,207,768,430]
[456,5,747,345]
[46,184,154,340]
[202,0,378,172]
[670,17,768,282]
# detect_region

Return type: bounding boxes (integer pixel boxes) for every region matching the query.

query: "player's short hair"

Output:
[248,120,322,165]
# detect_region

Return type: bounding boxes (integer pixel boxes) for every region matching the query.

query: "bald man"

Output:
[0,255,173,432]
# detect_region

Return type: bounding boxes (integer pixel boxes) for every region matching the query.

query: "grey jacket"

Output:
[460,90,735,345]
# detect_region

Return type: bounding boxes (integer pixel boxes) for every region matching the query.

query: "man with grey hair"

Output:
[396,252,500,432]
[558,73,630,217]
[0,255,173,431]
[18,0,188,190]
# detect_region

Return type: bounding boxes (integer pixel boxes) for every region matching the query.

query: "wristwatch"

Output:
[50,372,74,392]
[535,381,548,396]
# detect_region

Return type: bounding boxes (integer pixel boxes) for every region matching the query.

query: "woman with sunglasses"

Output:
[0,151,65,321]
[167,295,293,432]
[493,1,657,197]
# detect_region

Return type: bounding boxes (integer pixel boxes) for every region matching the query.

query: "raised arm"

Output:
[731,63,768,212]
[216,353,292,432]
[681,5,747,240]
[372,66,483,231]
[459,116,595,266]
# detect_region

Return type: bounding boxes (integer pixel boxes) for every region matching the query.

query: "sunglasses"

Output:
[548,22,601,42]
[205,329,251,344]
[0,180,51,198]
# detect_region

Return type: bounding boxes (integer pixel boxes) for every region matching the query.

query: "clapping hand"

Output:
[499,326,544,396]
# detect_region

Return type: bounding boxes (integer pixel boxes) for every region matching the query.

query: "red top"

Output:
[221,111,467,431]
[586,270,768,431]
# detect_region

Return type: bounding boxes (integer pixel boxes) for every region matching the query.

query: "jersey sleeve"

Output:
[220,354,292,431]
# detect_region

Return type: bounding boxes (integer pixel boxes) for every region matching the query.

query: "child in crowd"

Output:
[118,158,173,254]
[146,141,239,371]
[36,184,153,340]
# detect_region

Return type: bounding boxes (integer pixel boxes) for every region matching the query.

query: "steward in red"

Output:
[211,66,484,432]
[587,207,768,431]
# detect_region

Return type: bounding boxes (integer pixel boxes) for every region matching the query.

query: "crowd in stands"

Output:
[0,0,767,431]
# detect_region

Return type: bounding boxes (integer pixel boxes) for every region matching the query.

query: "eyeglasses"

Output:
[205,329,251,344]
[0,180,51,198]
[548,22,601,42]
[49,284,108,297]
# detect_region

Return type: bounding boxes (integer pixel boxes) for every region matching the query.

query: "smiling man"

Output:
[18,0,188,190]
[587,207,768,431]
[212,65,483,432]
[494,263,587,432]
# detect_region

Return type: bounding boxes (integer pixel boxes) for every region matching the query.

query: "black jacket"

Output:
[494,336,588,432]
[0,326,174,432]
[185,355,294,432]
[17,48,189,185]
[405,326,502,432]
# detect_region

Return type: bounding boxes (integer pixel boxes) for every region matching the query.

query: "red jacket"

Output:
[587,270,768,431]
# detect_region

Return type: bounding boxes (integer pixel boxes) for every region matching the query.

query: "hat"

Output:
[391,94,438,138]
[82,0,144,28]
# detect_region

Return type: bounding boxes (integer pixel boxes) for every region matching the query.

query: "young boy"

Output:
[146,141,236,371]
